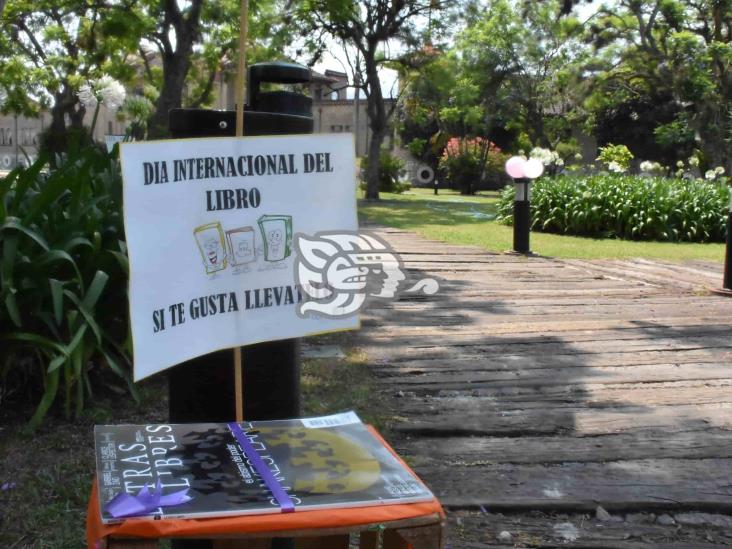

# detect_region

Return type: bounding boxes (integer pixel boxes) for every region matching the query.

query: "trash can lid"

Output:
[249,62,311,85]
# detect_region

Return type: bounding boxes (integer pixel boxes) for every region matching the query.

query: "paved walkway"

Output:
[355,227,732,548]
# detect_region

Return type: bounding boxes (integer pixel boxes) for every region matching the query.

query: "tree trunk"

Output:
[693,108,732,173]
[366,125,386,199]
[147,0,203,139]
[148,53,191,139]
[364,52,387,200]
[42,85,87,157]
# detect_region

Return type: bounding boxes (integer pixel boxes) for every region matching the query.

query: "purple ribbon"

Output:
[104,479,192,518]
[228,421,295,513]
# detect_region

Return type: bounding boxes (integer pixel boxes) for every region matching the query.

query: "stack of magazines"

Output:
[95,411,433,523]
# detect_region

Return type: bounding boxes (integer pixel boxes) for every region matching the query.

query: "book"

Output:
[94,411,434,523]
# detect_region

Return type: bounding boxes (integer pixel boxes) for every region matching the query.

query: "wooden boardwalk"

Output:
[355,227,732,548]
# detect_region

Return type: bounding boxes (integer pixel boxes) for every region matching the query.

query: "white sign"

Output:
[120,134,359,380]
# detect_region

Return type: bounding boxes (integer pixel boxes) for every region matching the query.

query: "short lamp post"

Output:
[505,156,544,254]
[713,191,732,296]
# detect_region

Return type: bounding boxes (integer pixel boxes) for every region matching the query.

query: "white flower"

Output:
[688,156,700,167]
[705,169,716,180]
[555,158,564,167]
[608,161,625,173]
[640,160,654,172]
[675,169,684,178]
[77,75,126,112]
[97,75,126,111]
[715,166,725,175]
[574,152,583,160]
[676,160,684,168]
[530,147,560,166]
[78,84,98,108]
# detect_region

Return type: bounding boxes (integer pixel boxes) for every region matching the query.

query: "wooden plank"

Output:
[362,311,732,331]
[568,258,723,289]
[396,382,732,412]
[416,458,732,511]
[382,529,408,549]
[372,362,732,391]
[108,539,159,549]
[392,401,732,437]
[399,428,732,465]
[295,535,349,549]
[447,510,732,548]
[362,335,732,363]
[371,348,732,374]
[213,541,270,549]
[370,295,732,312]
[390,524,444,549]
[359,531,380,549]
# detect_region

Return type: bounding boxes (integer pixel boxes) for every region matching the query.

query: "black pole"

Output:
[513,179,531,254]
[723,199,732,290]
[434,178,438,195]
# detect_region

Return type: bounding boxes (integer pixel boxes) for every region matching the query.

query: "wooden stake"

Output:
[234,0,249,423]
[235,0,250,137]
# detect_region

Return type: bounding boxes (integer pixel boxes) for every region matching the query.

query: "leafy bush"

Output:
[497,174,729,242]
[0,146,134,428]
[438,137,506,194]
[597,144,634,173]
[360,150,410,194]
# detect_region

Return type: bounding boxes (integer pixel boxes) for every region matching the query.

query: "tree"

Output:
[302,0,448,200]
[141,0,206,138]
[457,0,588,149]
[0,0,295,147]
[586,0,732,169]
[399,0,589,160]
[0,0,140,151]
[142,0,294,138]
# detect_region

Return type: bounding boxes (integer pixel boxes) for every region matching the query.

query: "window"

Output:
[5,129,12,146]
[330,125,343,132]
[108,120,114,134]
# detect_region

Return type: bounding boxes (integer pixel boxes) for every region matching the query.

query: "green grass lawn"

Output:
[358,188,726,261]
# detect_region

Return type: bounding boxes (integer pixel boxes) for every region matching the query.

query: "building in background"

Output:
[309,69,394,158]
[0,65,395,172]
[0,112,49,169]
[0,106,126,171]
[218,67,395,158]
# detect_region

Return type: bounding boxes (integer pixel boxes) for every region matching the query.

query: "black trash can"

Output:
[166,61,312,549]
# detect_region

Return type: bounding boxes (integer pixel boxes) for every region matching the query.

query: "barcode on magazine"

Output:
[384,475,425,497]
[301,411,360,428]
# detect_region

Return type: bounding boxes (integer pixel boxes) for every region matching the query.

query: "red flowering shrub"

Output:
[438,137,506,194]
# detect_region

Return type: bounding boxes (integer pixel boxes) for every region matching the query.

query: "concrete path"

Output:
[355,227,732,548]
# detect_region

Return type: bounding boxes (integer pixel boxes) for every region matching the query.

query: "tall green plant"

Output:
[497,174,729,242]
[0,146,135,428]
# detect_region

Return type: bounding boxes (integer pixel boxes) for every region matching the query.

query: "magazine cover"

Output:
[94,411,433,523]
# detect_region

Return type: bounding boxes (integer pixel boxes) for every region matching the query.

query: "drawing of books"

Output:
[194,222,228,274]
[226,226,257,266]
[258,215,292,262]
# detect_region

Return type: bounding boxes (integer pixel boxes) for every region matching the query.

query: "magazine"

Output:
[94,411,433,523]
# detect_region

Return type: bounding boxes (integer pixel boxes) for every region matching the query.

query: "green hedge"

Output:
[497,174,730,242]
[0,146,135,428]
